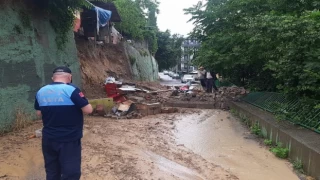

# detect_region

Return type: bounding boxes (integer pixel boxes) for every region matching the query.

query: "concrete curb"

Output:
[230,101,320,180]
[163,102,215,109]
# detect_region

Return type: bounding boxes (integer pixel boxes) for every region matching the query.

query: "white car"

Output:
[168,71,175,77]
[163,71,169,75]
[181,74,195,83]
[172,73,180,79]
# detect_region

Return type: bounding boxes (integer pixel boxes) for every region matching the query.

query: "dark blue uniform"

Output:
[35,82,89,180]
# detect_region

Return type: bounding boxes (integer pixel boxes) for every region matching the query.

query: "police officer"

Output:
[34,66,93,180]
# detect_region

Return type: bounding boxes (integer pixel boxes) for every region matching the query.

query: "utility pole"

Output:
[187,43,189,74]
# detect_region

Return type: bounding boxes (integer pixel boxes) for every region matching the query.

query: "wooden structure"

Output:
[81,2,121,42]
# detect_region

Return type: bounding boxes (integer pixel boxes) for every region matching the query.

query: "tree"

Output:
[113,0,159,54]
[155,30,183,71]
[114,0,147,39]
[185,0,320,99]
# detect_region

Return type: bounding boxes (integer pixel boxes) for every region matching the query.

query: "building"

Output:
[80,1,122,44]
[179,39,200,73]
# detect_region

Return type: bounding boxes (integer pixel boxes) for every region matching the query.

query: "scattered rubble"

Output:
[167,86,249,110]
[90,77,249,118]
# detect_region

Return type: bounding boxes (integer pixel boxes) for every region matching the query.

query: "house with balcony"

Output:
[179,39,200,73]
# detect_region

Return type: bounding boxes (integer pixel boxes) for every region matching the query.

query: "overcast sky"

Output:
[157,0,201,37]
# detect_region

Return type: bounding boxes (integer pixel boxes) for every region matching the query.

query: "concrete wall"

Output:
[230,101,320,180]
[124,42,159,81]
[0,2,81,129]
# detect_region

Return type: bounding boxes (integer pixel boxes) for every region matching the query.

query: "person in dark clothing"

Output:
[205,69,218,93]
[34,66,93,180]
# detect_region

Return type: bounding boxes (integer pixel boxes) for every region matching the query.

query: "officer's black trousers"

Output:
[42,138,81,180]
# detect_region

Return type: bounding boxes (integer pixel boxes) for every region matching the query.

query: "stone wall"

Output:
[230,101,320,179]
[0,2,81,129]
[124,41,159,81]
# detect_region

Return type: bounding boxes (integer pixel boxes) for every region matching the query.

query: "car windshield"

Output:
[184,75,193,78]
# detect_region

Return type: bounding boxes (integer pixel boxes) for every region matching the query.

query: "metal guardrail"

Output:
[242,92,320,134]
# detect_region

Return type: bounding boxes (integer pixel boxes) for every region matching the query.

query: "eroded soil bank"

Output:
[0,110,298,180]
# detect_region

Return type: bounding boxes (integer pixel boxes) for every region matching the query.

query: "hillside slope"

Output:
[76,37,159,99]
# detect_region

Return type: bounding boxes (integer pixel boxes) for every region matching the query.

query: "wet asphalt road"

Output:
[159,73,199,86]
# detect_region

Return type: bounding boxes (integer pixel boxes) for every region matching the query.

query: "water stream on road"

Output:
[175,110,299,180]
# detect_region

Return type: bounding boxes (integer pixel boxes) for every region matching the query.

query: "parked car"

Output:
[181,74,195,83]
[168,71,175,77]
[190,70,199,80]
[172,73,180,79]
[163,70,169,75]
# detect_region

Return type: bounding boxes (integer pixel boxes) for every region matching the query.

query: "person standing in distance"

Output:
[205,67,218,93]
[34,66,93,180]
[198,66,207,91]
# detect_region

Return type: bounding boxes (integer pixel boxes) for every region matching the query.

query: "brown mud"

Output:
[0,110,236,180]
[0,109,299,180]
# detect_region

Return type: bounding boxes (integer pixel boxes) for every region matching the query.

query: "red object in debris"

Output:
[180,85,189,91]
[105,83,126,103]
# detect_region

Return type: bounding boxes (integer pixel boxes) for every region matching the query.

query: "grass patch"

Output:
[139,49,149,57]
[270,142,289,159]
[230,109,238,116]
[292,159,304,173]
[0,107,33,136]
[250,122,262,136]
[264,139,273,146]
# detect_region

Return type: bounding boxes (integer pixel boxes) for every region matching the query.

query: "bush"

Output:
[264,139,272,146]
[251,123,261,136]
[292,159,304,173]
[129,55,136,65]
[270,142,289,159]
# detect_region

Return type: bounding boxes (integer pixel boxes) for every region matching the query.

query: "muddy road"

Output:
[0,109,298,180]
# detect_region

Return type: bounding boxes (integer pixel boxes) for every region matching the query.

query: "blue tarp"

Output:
[92,6,112,34]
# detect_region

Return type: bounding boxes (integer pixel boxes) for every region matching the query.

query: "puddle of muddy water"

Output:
[175,110,299,180]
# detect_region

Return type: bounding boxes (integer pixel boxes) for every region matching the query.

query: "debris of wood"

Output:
[161,107,178,114]
[96,104,105,116]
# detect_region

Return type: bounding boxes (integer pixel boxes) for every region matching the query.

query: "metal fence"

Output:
[241,92,320,134]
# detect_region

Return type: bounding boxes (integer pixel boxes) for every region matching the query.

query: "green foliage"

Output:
[239,114,252,127]
[144,29,158,54]
[230,109,238,116]
[31,0,159,51]
[270,142,289,159]
[129,55,136,65]
[33,0,108,49]
[250,123,262,136]
[114,0,159,54]
[13,25,22,34]
[114,0,146,39]
[292,159,304,173]
[185,0,320,100]
[264,139,273,146]
[18,10,31,29]
[155,30,184,71]
[139,50,148,57]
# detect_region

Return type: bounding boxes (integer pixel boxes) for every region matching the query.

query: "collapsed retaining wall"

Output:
[0,2,81,129]
[77,38,159,99]
[230,101,320,180]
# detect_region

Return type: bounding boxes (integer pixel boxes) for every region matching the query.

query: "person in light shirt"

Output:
[205,68,218,93]
[198,66,206,91]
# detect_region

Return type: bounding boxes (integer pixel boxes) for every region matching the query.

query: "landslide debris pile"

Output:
[167,86,249,110]
[91,82,249,120]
